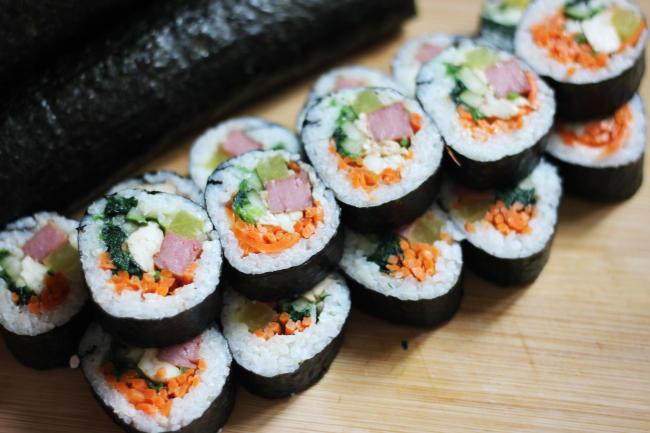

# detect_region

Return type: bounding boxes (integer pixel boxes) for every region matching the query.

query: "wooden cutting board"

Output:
[2,1,649,432]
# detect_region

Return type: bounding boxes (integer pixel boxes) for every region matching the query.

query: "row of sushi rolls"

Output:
[1,0,647,431]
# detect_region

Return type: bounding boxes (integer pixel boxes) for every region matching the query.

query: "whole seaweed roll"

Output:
[480,0,531,52]
[79,189,222,347]
[221,274,350,398]
[189,117,301,190]
[515,0,647,120]
[416,40,555,189]
[0,212,89,369]
[546,94,646,200]
[302,87,443,232]
[391,33,457,96]
[441,160,562,286]
[296,65,404,133]
[204,150,342,301]
[79,323,235,433]
[109,171,203,205]
[340,206,463,327]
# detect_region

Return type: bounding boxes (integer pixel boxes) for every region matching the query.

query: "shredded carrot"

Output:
[410,112,422,134]
[254,310,313,340]
[457,104,535,141]
[465,222,476,233]
[330,141,403,192]
[618,21,646,53]
[99,252,116,270]
[11,293,19,303]
[287,161,302,173]
[440,233,452,245]
[525,71,538,106]
[23,272,70,314]
[385,239,439,282]
[485,200,535,235]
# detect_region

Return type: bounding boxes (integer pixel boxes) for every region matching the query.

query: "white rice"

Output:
[0,212,87,336]
[79,189,221,320]
[301,87,443,207]
[392,33,457,96]
[221,275,350,377]
[441,160,562,259]
[109,171,203,205]
[189,117,301,190]
[204,150,340,275]
[339,205,463,301]
[547,93,646,167]
[515,0,647,84]
[416,39,556,162]
[296,65,405,133]
[80,323,231,433]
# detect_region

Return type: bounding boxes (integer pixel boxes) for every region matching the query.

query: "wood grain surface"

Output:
[2,1,650,432]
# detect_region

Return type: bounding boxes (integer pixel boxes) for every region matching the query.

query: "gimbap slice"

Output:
[391,33,457,96]
[204,150,342,301]
[221,274,350,398]
[547,93,646,200]
[79,323,235,433]
[189,117,301,190]
[480,0,531,52]
[79,189,222,347]
[302,87,443,232]
[340,206,463,327]
[417,40,555,189]
[0,212,89,369]
[515,0,647,120]
[441,160,562,286]
[109,171,203,205]
[296,65,404,133]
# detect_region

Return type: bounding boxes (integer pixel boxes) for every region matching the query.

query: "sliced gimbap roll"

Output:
[189,117,301,190]
[546,94,646,200]
[109,171,203,205]
[417,41,555,189]
[441,160,562,286]
[515,0,647,120]
[204,150,342,301]
[480,0,532,52]
[340,206,463,327]
[0,212,89,369]
[221,274,350,398]
[296,65,404,133]
[79,323,235,433]
[79,189,222,347]
[302,87,443,232]
[391,33,457,96]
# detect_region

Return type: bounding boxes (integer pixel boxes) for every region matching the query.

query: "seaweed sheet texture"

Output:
[0,0,416,226]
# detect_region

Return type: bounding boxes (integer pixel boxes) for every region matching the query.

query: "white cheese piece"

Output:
[257,210,303,233]
[137,349,182,383]
[564,19,583,34]
[583,10,621,54]
[303,277,331,302]
[133,181,178,195]
[362,153,405,173]
[126,222,164,273]
[480,92,527,119]
[19,256,48,295]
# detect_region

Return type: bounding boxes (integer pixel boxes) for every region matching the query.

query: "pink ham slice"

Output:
[153,231,203,277]
[220,131,262,156]
[485,60,531,99]
[265,171,313,213]
[396,223,414,239]
[335,76,366,90]
[367,102,414,142]
[157,335,202,368]
[416,43,443,64]
[22,223,68,263]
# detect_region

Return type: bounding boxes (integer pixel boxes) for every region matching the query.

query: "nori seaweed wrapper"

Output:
[1,303,91,369]
[0,0,416,227]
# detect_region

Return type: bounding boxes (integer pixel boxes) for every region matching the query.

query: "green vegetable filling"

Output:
[103,341,163,390]
[368,235,405,274]
[496,186,537,208]
[104,196,138,218]
[278,297,317,322]
[231,179,266,224]
[101,221,143,277]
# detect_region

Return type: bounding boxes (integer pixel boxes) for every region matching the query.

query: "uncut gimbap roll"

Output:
[221,274,350,398]
[391,33,457,96]
[546,94,646,200]
[204,150,342,301]
[189,117,301,190]
[515,0,647,121]
[296,65,404,133]
[79,189,222,347]
[340,205,463,327]
[416,40,555,189]
[302,87,443,232]
[79,323,235,433]
[109,171,203,205]
[0,212,89,369]
[441,160,562,286]
[480,0,531,52]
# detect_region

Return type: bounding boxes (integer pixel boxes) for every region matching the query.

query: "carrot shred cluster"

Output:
[485,200,538,236]
[330,142,404,193]
[253,311,313,340]
[25,272,70,315]
[557,104,632,157]
[386,239,439,282]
